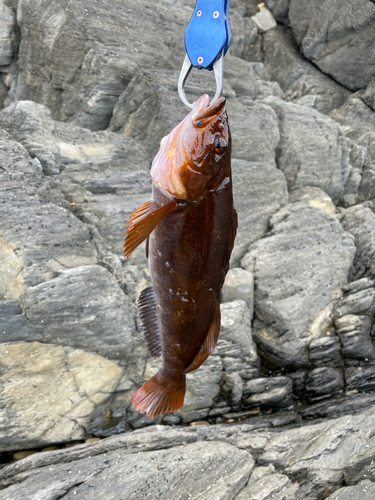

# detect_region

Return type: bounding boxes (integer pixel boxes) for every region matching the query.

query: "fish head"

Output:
[151,94,230,201]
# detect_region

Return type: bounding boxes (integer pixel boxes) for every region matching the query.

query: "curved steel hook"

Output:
[178,54,224,109]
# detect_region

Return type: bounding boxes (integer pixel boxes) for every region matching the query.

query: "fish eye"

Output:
[214,137,227,155]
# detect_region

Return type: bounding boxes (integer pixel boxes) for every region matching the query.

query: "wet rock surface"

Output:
[0,0,375,498]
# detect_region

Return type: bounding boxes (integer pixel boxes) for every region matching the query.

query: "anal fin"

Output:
[138,286,161,358]
[184,300,221,374]
[124,200,179,258]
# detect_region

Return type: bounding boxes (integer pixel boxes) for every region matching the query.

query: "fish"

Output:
[124,94,237,418]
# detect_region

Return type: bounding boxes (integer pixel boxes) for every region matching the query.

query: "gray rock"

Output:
[0,441,254,500]
[267,0,290,25]
[289,187,336,216]
[0,100,149,176]
[330,96,375,166]
[333,286,375,318]
[221,268,254,318]
[216,301,260,380]
[221,372,244,405]
[309,336,343,368]
[12,0,192,129]
[304,367,344,399]
[359,167,375,204]
[243,376,293,409]
[288,0,375,90]
[0,0,15,66]
[263,96,351,204]
[339,205,375,279]
[0,301,37,343]
[231,159,288,266]
[345,365,375,391]
[363,78,375,111]
[242,203,355,369]
[236,469,299,500]
[335,314,375,362]
[326,482,375,500]
[22,265,136,360]
[263,26,350,115]
[0,341,123,452]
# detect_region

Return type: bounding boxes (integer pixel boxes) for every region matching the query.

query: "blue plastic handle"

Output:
[184,0,230,71]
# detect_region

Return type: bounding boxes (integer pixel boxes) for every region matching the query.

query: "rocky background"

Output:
[1,0,375,498]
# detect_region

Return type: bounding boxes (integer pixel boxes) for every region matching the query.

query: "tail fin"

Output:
[132,370,186,418]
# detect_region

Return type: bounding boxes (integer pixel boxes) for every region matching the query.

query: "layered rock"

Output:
[242,203,355,369]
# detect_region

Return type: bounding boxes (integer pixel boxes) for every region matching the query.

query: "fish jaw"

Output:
[150,94,230,202]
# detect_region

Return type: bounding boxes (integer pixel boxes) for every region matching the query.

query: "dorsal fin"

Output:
[124,200,179,258]
[138,286,161,358]
[184,300,221,374]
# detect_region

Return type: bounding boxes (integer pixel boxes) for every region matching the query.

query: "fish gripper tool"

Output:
[178,0,230,109]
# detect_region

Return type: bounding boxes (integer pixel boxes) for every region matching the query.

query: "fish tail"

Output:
[132,369,186,418]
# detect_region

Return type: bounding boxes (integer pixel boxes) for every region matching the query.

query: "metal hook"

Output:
[178,54,224,109]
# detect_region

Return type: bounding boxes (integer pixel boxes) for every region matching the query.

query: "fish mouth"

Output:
[192,95,226,128]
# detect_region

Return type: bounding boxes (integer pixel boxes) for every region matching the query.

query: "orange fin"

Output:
[138,286,161,358]
[132,370,186,418]
[124,200,179,258]
[184,300,221,374]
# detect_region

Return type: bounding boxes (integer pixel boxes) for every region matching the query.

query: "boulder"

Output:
[288,0,375,90]
[0,342,122,452]
[0,0,15,66]
[263,25,350,115]
[263,96,351,204]
[242,203,355,369]
[339,204,375,279]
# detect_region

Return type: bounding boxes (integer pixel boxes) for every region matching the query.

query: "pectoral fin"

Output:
[124,200,179,258]
[184,300,221,374]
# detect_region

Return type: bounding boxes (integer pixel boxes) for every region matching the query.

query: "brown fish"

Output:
[124,94,237,418]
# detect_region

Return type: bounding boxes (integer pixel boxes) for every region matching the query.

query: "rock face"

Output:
[242,203,355,369]
[288,0,375,91]
[1,1,375,499]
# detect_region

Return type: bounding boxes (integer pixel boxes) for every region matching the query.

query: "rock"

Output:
[363,78,375,112]
[0,100,149,176]
[223,57,284,100]
[221,268,254,318]
[242,203,355,369]
[21,265,136,360]
[243,376,293,409]
[236,468,299,500]
[0,342,123,452]
[263,96,351,204]
[176,355,223,423]
[304,367,344,399]
[309,336,343,368]
[339,205,375,279]
[0,441,254,500]
[266,0,290,25]
[221,372,244,405]
[216,301,260,380]
[288,0,375,90]
[345,365,375,391]
[0,0,15,66]
[11,0,192,129]
[330,96,375,167]
[289,187,336,216]
[0,301,36,343]
[333,284,375,318]
[335,315,375,362]
[231,159,288,266]
[263,26,350,115]
[326,481,375,500]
